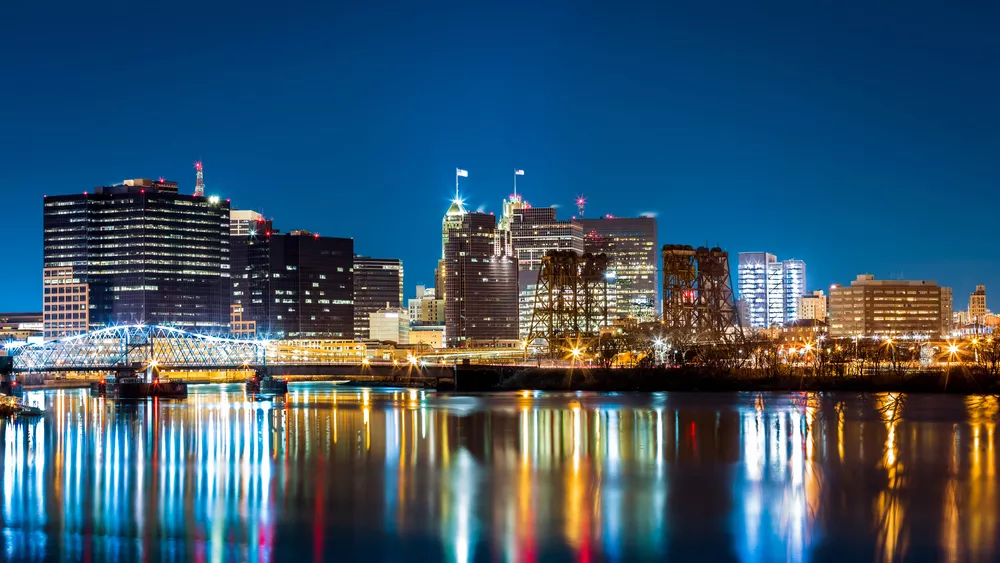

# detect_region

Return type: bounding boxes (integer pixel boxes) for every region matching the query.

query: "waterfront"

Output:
[0,385,998,561]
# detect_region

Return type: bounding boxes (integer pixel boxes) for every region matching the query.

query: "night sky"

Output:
[2,1,998,312]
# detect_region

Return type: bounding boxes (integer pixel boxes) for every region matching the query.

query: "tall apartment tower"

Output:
[970,285,988,322]
[737,252,807,328]
[499,195,585,337]
[577,216,658,322]
[42,179,230,331]
[441,204,518,347]
[231,229,354,339]
[352,257,403,340]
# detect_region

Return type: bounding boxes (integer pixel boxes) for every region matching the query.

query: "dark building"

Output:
[231,229,354,339]
[353,257,403,340]
[42,179,230,331]
[578,216,658,322]
[442,207,518,347]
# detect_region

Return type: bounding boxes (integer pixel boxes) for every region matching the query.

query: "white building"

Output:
[229,209,264,237]
[798,290,827,322]
[42,267,89,340]
[737,252,807,328]
[369,308,410,344]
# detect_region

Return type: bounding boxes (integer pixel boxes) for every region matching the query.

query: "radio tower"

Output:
[576,195,586,218]
[194,161,205,197]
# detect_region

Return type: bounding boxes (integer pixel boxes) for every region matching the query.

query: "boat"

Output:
[17,404,44,417]
[246,370,288,396]
[90,372,188,399]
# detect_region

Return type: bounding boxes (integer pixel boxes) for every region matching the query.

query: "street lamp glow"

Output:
[361,357,370,366]
[948,344,960,355]
[571,348,581,358]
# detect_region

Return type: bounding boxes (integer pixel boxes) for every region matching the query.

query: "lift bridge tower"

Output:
[526,250,611,356]
[662,245,740,343]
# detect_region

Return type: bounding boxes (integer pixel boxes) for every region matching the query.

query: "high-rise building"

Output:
[500,195,585,337]
[352,257,403,340]
[441,203,519,347]
[43,179,230,331]
[798,290,827,322]
[229,209,264,237]
[231,229,354,339]
[829,275,953,338]
[737,252,807,328]
[577,216,658,322]
[42,267,89,340]
[970,285,988,322]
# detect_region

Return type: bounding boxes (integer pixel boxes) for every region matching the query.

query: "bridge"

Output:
[5,324,528,374]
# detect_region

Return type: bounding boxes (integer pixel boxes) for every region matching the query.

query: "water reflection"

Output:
[0,386,998,561]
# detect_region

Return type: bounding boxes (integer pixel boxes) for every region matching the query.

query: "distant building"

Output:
[43,180,230,331]
[829,274,952,338]
[970,285,988,323]
[798,290,827,322]
[410,325,445,349]
[353,257,403,340]
[230,229,354,339]
[441,201,519,347]
[230,209,264,237]
[499,196,586,338]
[737,253,807,328]
[368,308,410,344]
[0,313,43,343]
[42,267,89,340]
[578,216,658,322]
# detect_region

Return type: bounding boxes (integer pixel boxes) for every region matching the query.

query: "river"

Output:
[0,384,997,562]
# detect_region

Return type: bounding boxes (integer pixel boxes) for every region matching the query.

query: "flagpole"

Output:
[455,168,460,201]
[513,168,517,199]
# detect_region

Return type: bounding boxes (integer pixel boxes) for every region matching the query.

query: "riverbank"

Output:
[491,366,1000,394]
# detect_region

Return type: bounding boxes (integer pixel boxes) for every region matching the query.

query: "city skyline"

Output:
[3,2,998,311]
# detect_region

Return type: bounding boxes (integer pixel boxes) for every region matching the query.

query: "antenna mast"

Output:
[576,195,586,218]
[194,161,205,197]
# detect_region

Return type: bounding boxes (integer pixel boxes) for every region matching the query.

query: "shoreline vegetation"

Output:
[486,367,1000,394]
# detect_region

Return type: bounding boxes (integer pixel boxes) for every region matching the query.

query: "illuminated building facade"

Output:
[500,197,585,337]
[970,285,988,323]
[368,308,410,344]
[42,180,230,331]
[230,229,354,339]
[829,274,953,337]
[737,252,807,328]
[442,206,519,347]
[229,209,264,237]
[797,290,827,322]
[42,267,89,340]
[577,217,658,322]
[352,257,403,340]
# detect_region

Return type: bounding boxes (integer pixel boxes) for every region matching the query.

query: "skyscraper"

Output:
[577,216,658,322]
[441,203,518,347]
[230,229,354,339]
[352,256,403,340]
[737,252,807,328]
[499,195,585,337]
[43,179,230,331]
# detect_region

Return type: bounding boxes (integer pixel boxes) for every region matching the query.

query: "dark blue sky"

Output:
[2,1,998,312]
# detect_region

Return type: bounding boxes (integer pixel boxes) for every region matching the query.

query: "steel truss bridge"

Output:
[7,324,528,373]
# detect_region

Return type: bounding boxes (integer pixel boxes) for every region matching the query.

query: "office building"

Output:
[829,274,953,338]
[578,216,658,322]
[0,313,43,343]
[970,285,988,322]
[42,267,89,340]
[353,257,403,340]
[500,195,585,338]
[410,325,445,349]
[737,253,807,328]
[368,308,410,344]
[230,209,264,237]
[798,290,827,322]
[43,179,230,331]
[441,203,519,347]
[231,229,354,339]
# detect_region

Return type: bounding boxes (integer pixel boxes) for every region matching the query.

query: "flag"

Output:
[456,168,468,177]
[514,169,525,175]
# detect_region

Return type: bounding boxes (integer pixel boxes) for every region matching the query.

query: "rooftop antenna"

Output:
[194,161,205,197]
[455,168,468,202]
[576,195,586,218]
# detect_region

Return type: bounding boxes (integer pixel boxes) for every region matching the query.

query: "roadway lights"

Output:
[948,344,960,355]
[571,348,581,358]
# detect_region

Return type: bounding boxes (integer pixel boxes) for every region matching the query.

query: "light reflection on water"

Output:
[0,385,997,562]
